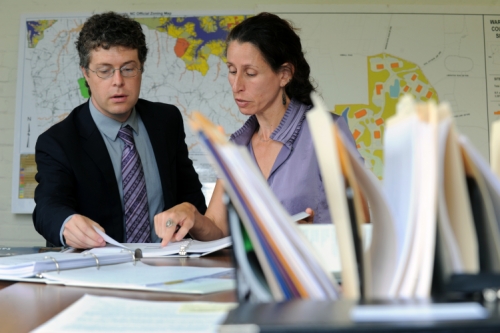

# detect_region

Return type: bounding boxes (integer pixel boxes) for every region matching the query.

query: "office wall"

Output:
[1,0,499,247]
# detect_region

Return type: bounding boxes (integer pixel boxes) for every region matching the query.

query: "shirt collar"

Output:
[230,98,309,148]
[88,99,140,141]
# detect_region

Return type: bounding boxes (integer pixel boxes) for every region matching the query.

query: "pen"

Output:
[147,271,230,288]
[38,247,67,253]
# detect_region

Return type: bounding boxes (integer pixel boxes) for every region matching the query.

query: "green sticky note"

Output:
[78,78,89,98]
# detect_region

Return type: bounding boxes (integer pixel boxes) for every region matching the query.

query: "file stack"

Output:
[192,93,500,302]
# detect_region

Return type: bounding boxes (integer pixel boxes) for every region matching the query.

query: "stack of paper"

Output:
[190,112,340,302]
[32,294,237,333]
[190,92,500,302]
[381,95,500,299]
[307,94,398,300]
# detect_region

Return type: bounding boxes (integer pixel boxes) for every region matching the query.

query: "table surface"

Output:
[0,249,236,333]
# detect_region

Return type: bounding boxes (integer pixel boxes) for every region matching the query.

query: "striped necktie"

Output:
[118,125,151,243]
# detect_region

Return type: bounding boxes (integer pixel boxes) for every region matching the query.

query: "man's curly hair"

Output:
[76,11,148,69]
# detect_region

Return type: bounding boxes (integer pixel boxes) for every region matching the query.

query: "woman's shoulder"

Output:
[230,115,258,145]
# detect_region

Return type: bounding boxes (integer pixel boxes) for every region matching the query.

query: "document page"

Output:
[91,227,232,257]
[297,224,372,274]
[32,294,237,333]
[41,262,235,294]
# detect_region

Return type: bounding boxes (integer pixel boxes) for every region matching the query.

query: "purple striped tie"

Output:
[118,125,151,243]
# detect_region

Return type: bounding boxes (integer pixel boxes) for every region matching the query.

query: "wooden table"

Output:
[0,249,236,333]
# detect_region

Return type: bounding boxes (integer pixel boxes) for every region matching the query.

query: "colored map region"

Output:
[137,16,247,75]
[26,20,57,48]
[334,53,438,178]
[16,13,250,207]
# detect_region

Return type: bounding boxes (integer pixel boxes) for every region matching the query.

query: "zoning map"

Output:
[12,8,500,212]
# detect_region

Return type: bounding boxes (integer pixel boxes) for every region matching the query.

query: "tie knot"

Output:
[118,125,134,145]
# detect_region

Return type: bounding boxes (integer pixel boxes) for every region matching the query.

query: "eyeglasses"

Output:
[87,65,143,79]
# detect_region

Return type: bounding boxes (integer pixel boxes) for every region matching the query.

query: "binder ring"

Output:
[44,256,60,274]
[84,252,100,270]
[122,249,137,265]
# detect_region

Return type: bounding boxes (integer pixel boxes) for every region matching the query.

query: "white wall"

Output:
[1,0,499,246]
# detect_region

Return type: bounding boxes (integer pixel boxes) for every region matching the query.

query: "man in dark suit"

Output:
[33,12,224,248]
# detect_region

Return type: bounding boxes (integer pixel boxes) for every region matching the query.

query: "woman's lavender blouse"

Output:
[230,99,361,224]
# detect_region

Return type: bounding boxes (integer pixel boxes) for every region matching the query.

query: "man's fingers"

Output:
[64,216,105,249]
[92,221,105,233]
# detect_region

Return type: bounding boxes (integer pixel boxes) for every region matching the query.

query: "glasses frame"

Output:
[86,65,143,79]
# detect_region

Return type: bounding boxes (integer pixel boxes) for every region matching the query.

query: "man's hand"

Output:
[63,214,106,249]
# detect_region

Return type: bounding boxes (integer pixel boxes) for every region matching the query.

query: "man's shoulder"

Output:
[38,102,89,140]
[136,98,182,122]
[136,99,179,112]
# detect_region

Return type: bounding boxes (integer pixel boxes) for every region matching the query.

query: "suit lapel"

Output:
[77,102,121,199]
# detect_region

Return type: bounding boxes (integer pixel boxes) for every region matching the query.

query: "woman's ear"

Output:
[280,62,294,87]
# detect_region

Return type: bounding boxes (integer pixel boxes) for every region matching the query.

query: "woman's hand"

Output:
[297,208,315,224]
[154,203,197,247]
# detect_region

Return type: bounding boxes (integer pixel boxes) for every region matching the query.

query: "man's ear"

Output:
[81,66,89,79]
[280,62,294,87]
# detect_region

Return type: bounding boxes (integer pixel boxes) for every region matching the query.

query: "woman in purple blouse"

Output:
[154,12,360,245]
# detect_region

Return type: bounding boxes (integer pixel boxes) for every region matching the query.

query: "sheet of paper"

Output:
[32,294,237,333]
[291,211,310,222]
[91,226,232,257]
[298,224,372,274]
[94,226,128,249]
[41,261,230,285]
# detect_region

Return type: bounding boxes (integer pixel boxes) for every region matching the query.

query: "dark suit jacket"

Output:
[33,99,207,246]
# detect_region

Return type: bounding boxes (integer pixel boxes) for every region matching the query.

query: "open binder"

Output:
[0,251,135,279]
[0,244,235,294]
[87,228,232,258]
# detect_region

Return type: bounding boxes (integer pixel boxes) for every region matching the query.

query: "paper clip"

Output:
[44,256,60,274]
[84,252,100,270]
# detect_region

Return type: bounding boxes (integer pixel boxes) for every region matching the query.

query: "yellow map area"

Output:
[27,20,57,48]
[334,53,439,178]
[137,16,247,76]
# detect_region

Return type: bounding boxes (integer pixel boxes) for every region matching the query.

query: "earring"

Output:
[282,88,287,105]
